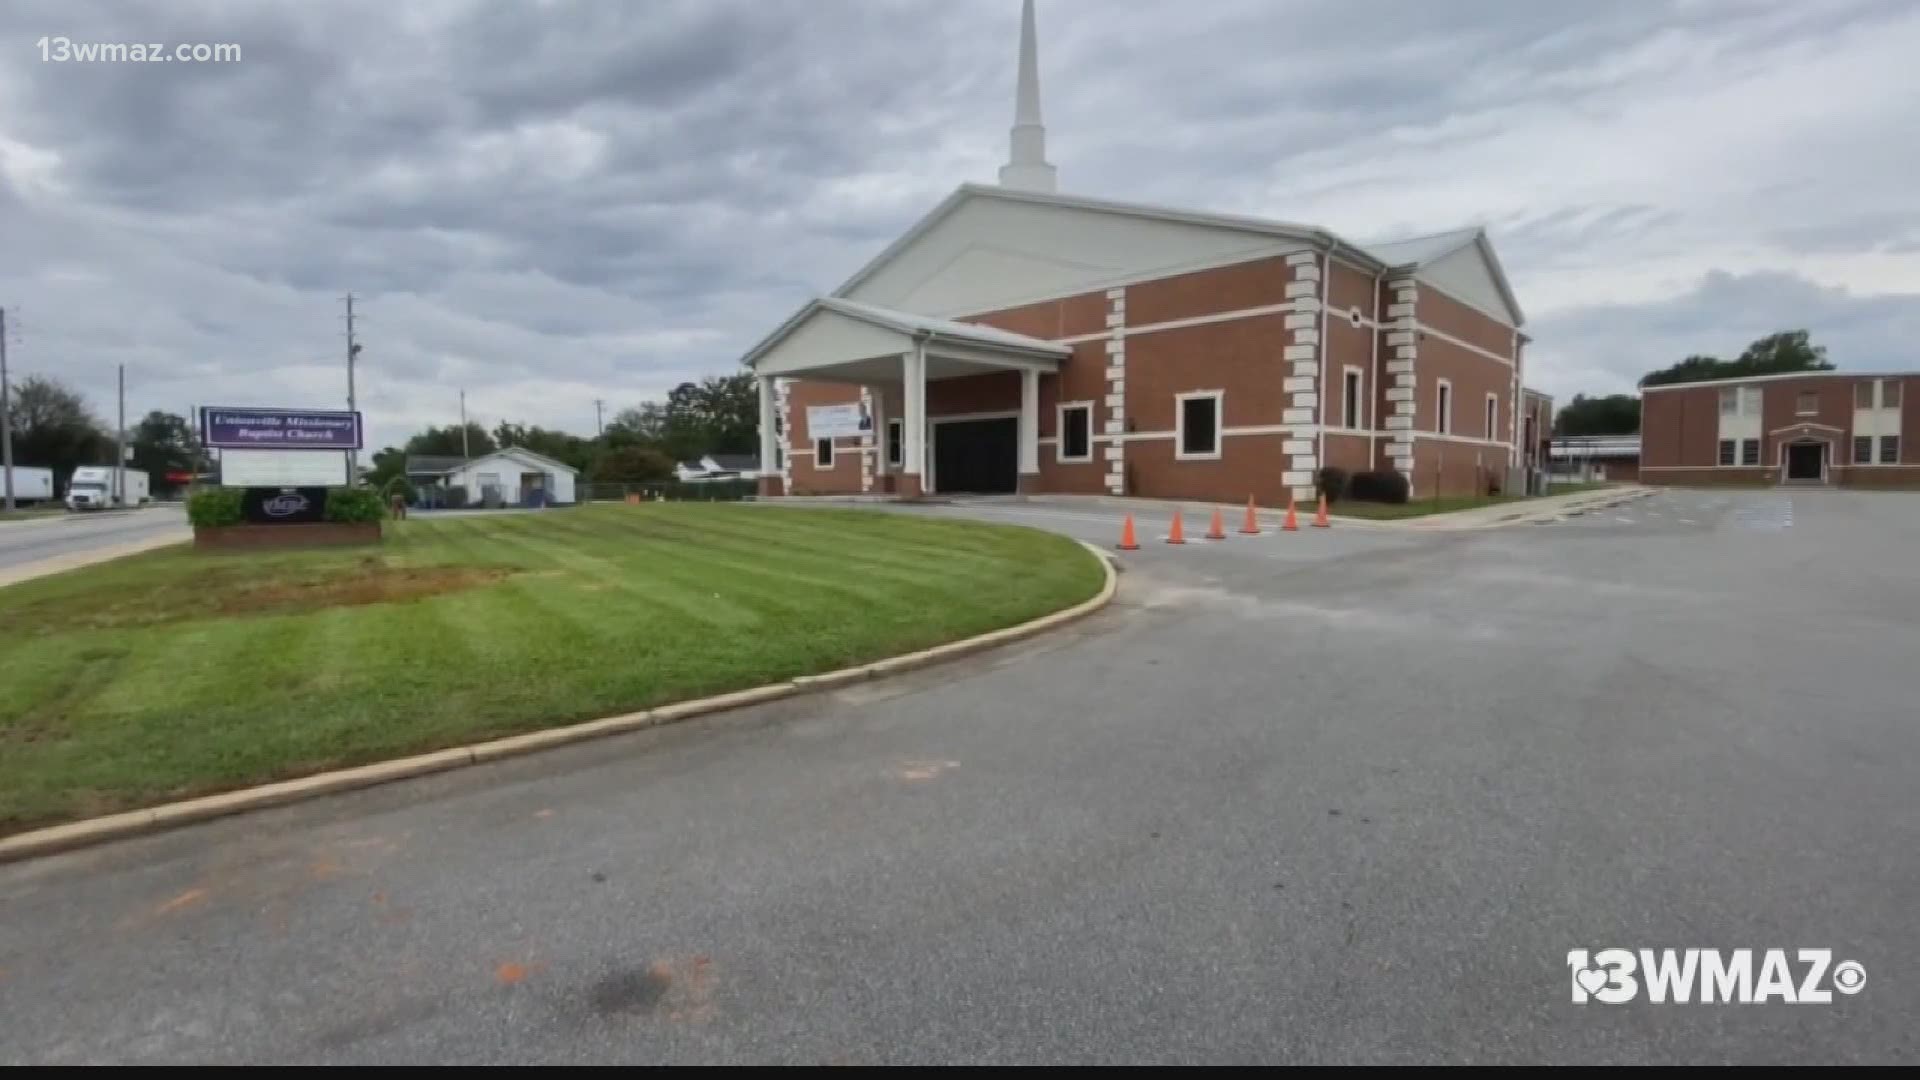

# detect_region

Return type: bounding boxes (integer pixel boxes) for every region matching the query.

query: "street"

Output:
[1,490,1915,1063]
[0,506,189,576]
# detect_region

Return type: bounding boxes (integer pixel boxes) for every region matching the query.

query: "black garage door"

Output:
[933,418,1018,494]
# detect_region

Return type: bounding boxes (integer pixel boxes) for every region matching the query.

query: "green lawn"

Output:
[0,506,66,522]
[1332,481,1621,520]
[0,504,1105,831]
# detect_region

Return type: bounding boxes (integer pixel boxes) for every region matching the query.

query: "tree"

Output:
[365,445,407,490]
[490,421,594,473]
[588,444,674,485]
[128,410,207,494]
[662,373,757,457]
[4,375,109,487]
[1553,394,1641,436]
[605,402,670,448]
[1639,329,1833,387]
[403,423,496,460]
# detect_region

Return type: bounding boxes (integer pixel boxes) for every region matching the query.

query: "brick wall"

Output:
[782,379,864,495]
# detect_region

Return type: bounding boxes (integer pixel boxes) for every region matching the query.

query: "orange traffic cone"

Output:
[1205,507,1228,540]
[1166,509,1187,544]
[1312,494,1331,528]
[1239,495,1261,535]
[1282,493,1300,532]
[1117,513,1140,551]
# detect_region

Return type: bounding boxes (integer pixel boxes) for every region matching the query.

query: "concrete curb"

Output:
[0,540,1118,865]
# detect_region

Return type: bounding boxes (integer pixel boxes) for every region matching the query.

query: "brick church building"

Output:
[748,1,1539,506]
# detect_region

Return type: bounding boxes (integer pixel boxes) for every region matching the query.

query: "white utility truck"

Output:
[65,466,150,511]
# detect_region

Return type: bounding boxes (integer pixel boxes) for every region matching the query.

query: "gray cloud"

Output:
[1,0,1916,446]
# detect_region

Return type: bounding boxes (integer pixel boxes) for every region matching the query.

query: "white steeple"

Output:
[998,0,1057,193]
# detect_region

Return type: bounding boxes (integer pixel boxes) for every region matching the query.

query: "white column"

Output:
[903,348,926,477]
[871,389,887,478]
[1018,368,1040,475]
[756,375,777,475]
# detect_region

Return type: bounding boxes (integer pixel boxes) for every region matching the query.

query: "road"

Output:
[1,490,1915,1064]
[0,506,189,576]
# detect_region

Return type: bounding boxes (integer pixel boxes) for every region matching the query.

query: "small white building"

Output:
[437,447,578,507]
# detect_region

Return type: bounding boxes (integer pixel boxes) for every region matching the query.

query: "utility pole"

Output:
[115,364,126,506]
[1,305,13,512]
[459,390,470,461]
[344,293,362,485]
[594,398,605,437]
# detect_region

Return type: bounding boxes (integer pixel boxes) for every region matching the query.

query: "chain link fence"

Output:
[578,479,757,504]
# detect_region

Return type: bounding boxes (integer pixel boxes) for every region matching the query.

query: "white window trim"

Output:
[1341,365,1363,430]
[1484,392,1498,440]
[815,437,834,468]
[1882,434,1901,464]
[1174,390,1224,461]
[1881,378,1903,409]
[1435,379,1453,436]
[1055,400,1094,463]
[886,418,903,468]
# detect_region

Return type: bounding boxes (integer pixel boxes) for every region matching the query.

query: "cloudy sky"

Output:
[3,0,1917,448]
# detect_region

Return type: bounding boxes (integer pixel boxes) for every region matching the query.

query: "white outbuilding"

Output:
[436,447,578,507]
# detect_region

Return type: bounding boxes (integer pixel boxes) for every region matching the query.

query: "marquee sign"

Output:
[201,407,363,450]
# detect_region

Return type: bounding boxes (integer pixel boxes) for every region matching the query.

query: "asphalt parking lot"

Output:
[1,488,1915,1064]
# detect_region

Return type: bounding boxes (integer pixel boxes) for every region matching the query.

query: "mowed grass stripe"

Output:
[0,504,1103,830]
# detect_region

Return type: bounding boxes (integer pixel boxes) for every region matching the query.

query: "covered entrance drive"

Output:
[1770,423,1840,485]
[743,297,1069,497]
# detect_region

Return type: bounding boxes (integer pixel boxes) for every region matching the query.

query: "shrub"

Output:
[1315,466,1349,504]
[1349,469,1411,504]
[324,487,387,523]
[382,474,417,505]
[186,486,244,527]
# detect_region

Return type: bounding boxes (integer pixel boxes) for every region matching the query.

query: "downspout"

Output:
[1368,267,1384,469]
[1316,245,1331,480]
[912,329,932,493]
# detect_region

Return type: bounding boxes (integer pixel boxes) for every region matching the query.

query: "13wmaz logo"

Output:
[1568,949,1865,1004]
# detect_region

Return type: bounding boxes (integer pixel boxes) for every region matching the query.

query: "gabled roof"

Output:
[823,182,1525,327]
[830,183,1358,300]
[741,295,1071,371]
[457,446,580,475]
[821,298,1070,355]
[1360,225,1483,267]
[404,454,467,476]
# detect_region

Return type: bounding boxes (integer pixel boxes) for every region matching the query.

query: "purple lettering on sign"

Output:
[202,407,363,450]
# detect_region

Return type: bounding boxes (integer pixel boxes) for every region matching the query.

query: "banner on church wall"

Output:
[807,404,871,440]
